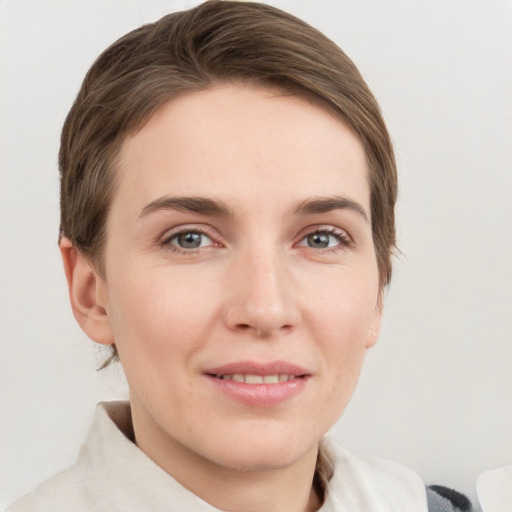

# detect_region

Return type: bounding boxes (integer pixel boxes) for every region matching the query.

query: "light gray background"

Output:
[1,0,511,509]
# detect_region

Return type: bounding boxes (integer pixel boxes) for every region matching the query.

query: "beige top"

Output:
[477,466,512,512]
[8,401,428,511]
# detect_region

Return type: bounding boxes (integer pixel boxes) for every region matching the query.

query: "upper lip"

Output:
[204,360,310,377]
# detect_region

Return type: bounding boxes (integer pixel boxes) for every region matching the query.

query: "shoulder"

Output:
[320,437,428,510]
[319,438,472,512]
[6,401,131,512]
[477,466,512,512]
[7,464,93,512]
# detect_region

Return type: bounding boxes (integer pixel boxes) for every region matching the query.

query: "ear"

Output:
[365,304,383,350]
[59,237,114,346]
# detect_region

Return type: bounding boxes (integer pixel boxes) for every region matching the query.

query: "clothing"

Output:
[477,466,512,512]
[426,487,472,512]
[9,400,430,511]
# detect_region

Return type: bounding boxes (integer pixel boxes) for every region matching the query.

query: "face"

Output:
[94,84,381,475]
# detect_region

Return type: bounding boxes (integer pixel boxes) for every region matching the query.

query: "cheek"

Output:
[303,269,378,391]
[316,300,370,418]
[303,267,379,336]
[105,268,220,359]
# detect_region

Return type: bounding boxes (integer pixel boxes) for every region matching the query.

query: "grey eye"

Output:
[306,233,332,248]
[174,232,206,249]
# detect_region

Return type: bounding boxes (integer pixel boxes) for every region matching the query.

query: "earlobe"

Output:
[365,309,382,349]
[59,237,114,346]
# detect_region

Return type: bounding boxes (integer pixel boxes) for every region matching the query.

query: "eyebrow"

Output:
[294,196,369,222]
[139,194,369,222]
[139,196,233,219]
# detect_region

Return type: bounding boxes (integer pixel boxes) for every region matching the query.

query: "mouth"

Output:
[203,361,311,406]
[204,360,310,382]
[208,373,305,384]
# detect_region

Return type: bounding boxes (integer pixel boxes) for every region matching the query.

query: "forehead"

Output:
[112,83,369,217]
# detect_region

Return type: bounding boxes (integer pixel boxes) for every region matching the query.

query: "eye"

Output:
[297,227,351,250]
[165,230,214,250]
[302,232,339,249]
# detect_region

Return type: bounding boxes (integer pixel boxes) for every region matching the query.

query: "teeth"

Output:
[218,374,296,384]
[245,374,264,384]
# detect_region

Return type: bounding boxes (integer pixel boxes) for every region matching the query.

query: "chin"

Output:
[201,423,321,472]
[213,447,314,472]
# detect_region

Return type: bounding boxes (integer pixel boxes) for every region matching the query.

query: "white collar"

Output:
[317,437,427,511]
[82,401,428,511]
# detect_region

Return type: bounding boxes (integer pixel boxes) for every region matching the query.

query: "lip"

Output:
[205,360,310,377]
[203,360,311,407]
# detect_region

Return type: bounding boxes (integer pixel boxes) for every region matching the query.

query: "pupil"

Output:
[178,232,202,248]
[308,233,329,248]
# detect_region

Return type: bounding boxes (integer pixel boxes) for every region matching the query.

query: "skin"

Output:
[61,84,382,512]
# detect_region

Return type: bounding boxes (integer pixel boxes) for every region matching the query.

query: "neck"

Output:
[132,408,322,512]
[166,450,323,512]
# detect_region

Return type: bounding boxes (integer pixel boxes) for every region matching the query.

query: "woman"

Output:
[8,2,470,511]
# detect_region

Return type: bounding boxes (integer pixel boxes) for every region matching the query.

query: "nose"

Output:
[223,249,300,338]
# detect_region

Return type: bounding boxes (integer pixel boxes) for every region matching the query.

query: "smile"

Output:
[204,361,311,406]
[214,374,300,384]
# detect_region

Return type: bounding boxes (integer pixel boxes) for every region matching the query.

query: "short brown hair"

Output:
[60,0,396,287]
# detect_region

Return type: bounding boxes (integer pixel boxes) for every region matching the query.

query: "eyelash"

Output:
[160,225,219,255]
[159,225,352,255]
[298,225,352,252]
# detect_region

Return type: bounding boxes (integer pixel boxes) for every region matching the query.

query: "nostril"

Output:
[233,322,294,336]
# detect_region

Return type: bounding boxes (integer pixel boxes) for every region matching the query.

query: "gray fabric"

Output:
[427,488,461,512]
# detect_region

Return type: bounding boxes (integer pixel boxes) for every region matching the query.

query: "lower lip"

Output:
[206,376,309,407]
